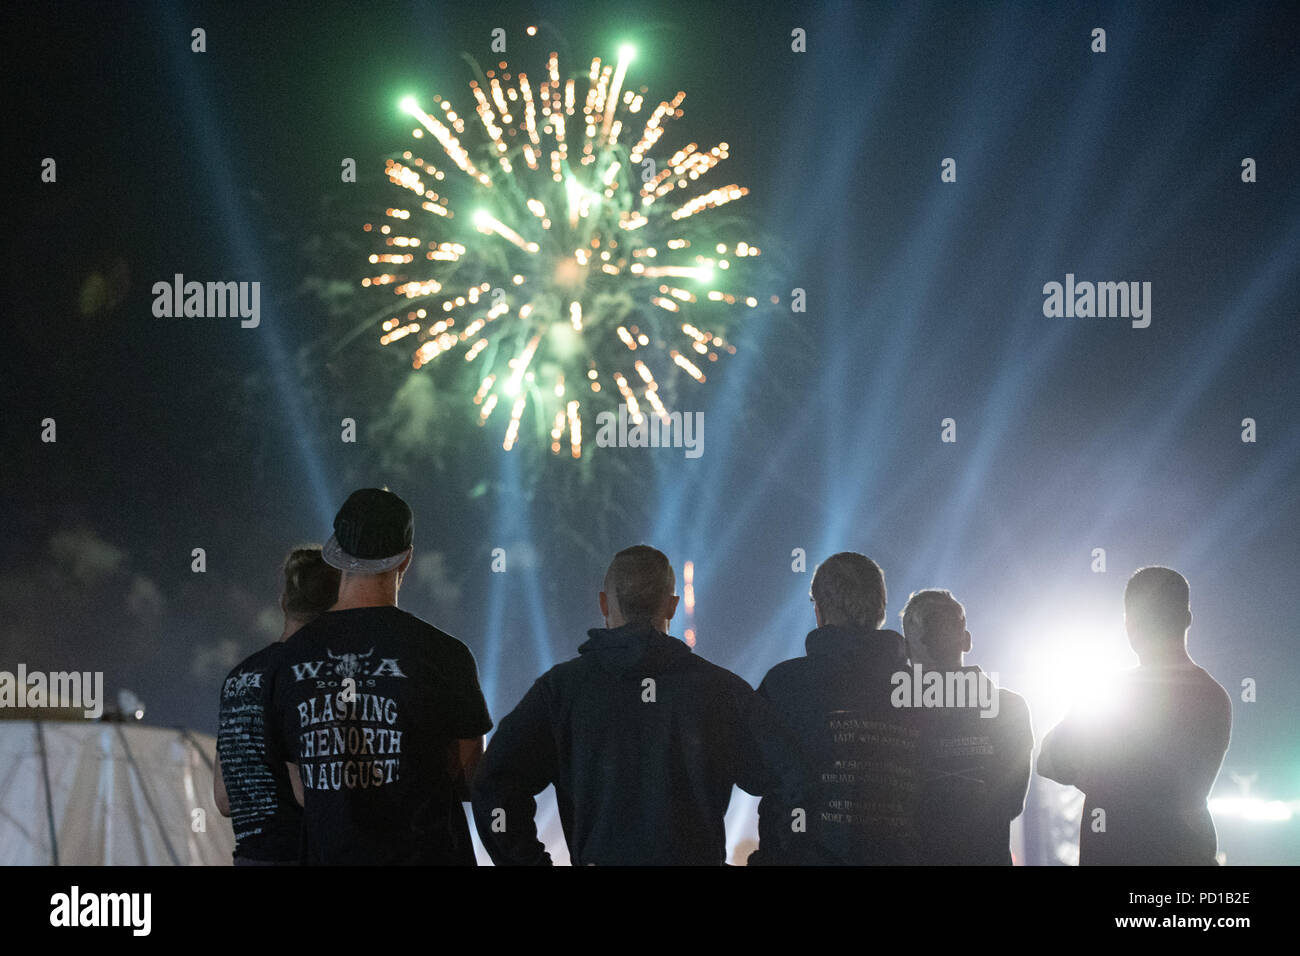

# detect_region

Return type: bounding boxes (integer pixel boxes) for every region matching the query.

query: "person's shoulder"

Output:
[757,655,808,692]
[993,685,1034,734]
[1136,661,1232,716]
[683,649,754,694]
[384,610,485,668]
[995,684,1030,715]
[510,654,590,705]
[1191,662,1230,690]
[325,607,465,654]
[278,613,335,655]
[533,654,584,686]
[1164,661,1231,703]
[226,642,273,673]
[1191,664,1233,712]
[223,641,282,681]
[393,608,461,641]
[219,642,286,714]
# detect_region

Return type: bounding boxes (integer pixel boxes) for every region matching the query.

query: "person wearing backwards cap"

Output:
[268,488,493,864]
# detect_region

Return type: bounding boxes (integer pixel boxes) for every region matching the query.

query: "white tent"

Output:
[0,720,233,865]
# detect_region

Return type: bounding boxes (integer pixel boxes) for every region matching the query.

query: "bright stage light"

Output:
[1209,797,1297,823]
[1014,615,1137,729]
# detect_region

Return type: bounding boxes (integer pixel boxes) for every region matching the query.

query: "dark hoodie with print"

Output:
[471,623,805,865]
[750,624,922,865]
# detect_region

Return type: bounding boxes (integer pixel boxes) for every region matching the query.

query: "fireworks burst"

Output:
[362,41,771,456]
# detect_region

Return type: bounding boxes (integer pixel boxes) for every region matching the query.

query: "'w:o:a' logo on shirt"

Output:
[290,650,408,681]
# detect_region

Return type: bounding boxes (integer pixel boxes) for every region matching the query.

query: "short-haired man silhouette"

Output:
[472,545,803,865]
[750,552,920,864]
[900,589,1033,865]
[1038,567,1231,864]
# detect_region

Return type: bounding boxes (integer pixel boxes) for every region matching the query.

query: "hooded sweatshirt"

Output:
[471,623,803,865]
[751,624,921,865]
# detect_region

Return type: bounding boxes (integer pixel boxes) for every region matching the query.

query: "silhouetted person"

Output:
[750,552,920,864]
[471,545,803,865]
[268,488,493,864]
[899,589,1033,865]
[216,547,338,864]
[1037,567,1231,865]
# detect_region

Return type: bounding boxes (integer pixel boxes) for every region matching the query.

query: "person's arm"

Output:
[736,684,807,802]
[262,659,305,809]
[286,762,305,807]
[1034,723,1066,780]
[440,641,493,803]
[742,673,820,863]
[1037,700,1101,790]
[1211,686,1233,779]
[996,692,1034,820]
[214,757,231,817]
[448,737,485,802]
[470,680,556,866]
[1170,684,1234,802]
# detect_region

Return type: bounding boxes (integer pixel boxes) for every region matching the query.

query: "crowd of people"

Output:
[215,487,1232,865]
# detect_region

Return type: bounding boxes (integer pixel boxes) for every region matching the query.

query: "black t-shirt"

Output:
[267,606,493,865]
[912,668,1034,865]
[1040,662,1232,865]
[216,642,302,862]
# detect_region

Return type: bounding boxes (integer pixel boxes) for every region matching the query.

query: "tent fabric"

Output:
[0,721,234,865]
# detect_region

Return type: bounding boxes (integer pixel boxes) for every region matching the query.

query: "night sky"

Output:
[6,0,1299,863]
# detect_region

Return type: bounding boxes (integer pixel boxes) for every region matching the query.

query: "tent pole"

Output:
[180,727,214,774]
[34,721,60,866]
[115,724,182,866]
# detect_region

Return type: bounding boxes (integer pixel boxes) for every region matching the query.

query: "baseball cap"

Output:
[321,488,414,573]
